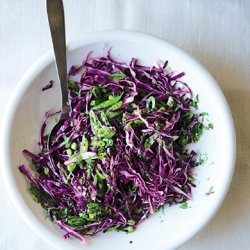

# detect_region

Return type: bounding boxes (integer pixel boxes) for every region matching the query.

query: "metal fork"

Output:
[46,0,68,151]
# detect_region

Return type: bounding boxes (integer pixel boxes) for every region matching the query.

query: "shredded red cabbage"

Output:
[42,80,54,91]
[19,51,206,243]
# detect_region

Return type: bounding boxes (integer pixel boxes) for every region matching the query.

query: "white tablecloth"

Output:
[0,0,249,249]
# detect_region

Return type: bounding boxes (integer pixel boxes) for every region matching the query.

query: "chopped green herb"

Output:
[66,216,85,228]
[179,135,189,146]
[167,96,175,108]
[192,123,203,142]
[205,123,214,130]
[190,94,199,109]
[198,153,208,165]
[205,186,214,196]
[180,202,188,209]
[188,176,196,182]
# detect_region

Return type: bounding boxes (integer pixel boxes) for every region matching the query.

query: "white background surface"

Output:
[0,0,249,249]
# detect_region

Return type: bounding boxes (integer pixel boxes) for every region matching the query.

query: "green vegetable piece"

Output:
[29,185,41,203]
[100,112,110,126]
[96,171,106,180]
[86,168,91,179]
[80,137,89,153]
[146,96,156,111]
[67,163,76,172]
[109,73,126,81]
[91,95,122,110]
[133,119,143,126]
[192,123,203,142]
[206,186,214,196]
[44,167,49,175]
[98,152,107,159]
[165,65,172,71]
[107,101,123,111]
[201,112,209,117]
[68,80,79,96]
[91,136,99,148]
[87,203,101,215]
[98,140,105,148]
[66,149,73,156]
[205,123,214,130]
[167,96,175,108]
[67,216,85,228]
[62,136,68,140]
[106,111,121,119]
[198,153,208,165]
[71,142,78,150]
[190,94,199,109]
[159,106,166,111]
[180,202,188,209]
[144,134,157,148]
[124,121,132,130]
[188,176,196,182]
[89,213,95,219]
[97,127,116,138]
[126,226,134,233]
[89,110,101,135]
[75,154,83,164]
[79,213,88,219]
[93,174,98,186]
[91,87,102,99]
[130,187,137,194]
[103,137,113,147]
[98,182,105,196]
[79,178,83,185]
[90,100,97,106]
[128,220,136,225]
[65,142,71,149]
[179,135,189,146]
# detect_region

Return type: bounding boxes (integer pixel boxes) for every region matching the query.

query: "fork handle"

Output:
[46,0,68,112]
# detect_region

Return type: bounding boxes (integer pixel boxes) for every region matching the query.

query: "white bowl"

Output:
[0,30,235,250]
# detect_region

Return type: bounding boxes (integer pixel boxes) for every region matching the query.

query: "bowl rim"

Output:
[0,30,236,250]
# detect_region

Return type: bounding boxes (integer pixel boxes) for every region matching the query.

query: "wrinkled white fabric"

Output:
[0,0,249,249]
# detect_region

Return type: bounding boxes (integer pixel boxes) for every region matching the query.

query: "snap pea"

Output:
[80,137,89,153]
[91,95,122,110]
[107,101,123,111]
